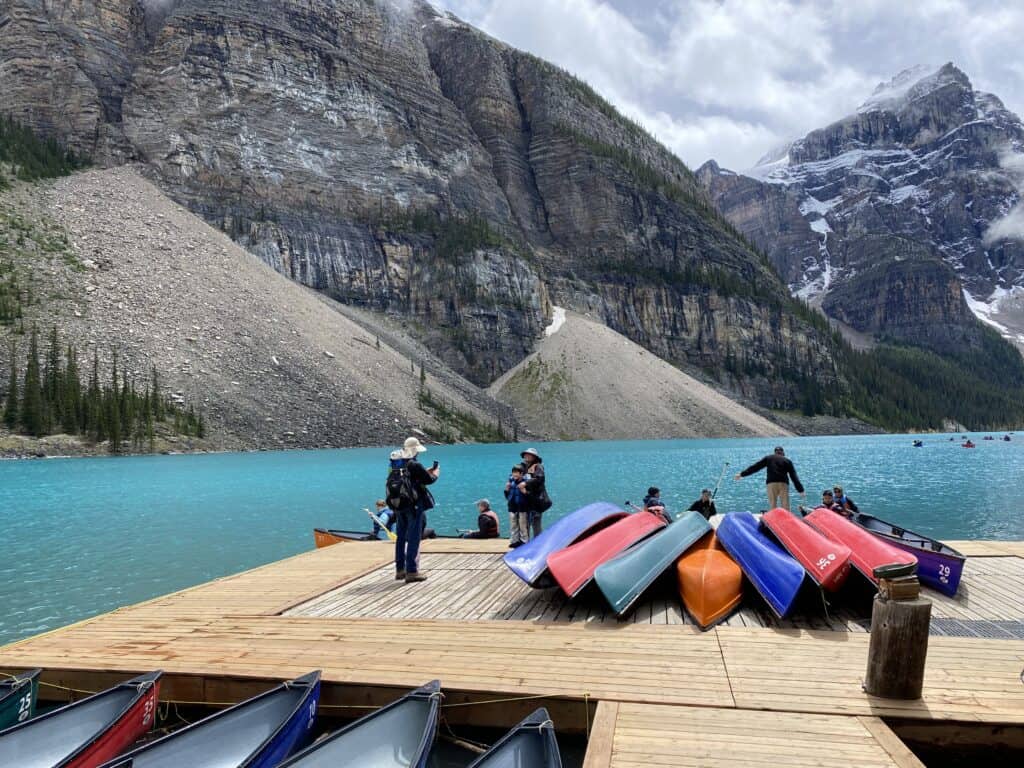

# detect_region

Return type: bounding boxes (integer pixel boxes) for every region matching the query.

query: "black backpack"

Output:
[385,465,418,511]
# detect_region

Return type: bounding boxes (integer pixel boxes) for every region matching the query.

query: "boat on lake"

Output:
[594,511,711,617]
[547,511,665,597]
[851,512,965,596]
[717,512,805,619]
[100,670,320,768]
[278,680,439,768]
[504,502,628,588]
[675,532,742,629]
[804,508,916,583]
[762,508,852,592]
[0,669,40,731]
[467,708,562,767]
[0,670,160,768]
[314,528,377,546]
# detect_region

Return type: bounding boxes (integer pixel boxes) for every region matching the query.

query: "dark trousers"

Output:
[395,505,425,574]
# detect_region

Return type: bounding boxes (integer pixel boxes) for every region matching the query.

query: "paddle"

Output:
[710,461,730,500]
[365,508,398,541]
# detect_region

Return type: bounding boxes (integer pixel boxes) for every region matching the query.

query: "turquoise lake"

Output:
[1,433,1022,645]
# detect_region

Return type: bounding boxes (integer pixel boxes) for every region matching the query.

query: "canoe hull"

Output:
[314,528,375,547]
[548,512,666,597]
[0,670,40,731]
[504,502,628,588]
[467,707,562,768]
[594,511,712,617]
[67,676,160,768]
[851,513,965,596]
[762,508,852,592]
[675,533,742,630]
[717,512,805,619]
[804,508,916,583]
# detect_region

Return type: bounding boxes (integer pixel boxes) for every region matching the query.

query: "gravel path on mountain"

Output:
[489,311,791,440]
[0,167,498,450]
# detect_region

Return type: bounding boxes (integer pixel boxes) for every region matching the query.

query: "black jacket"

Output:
[522,463,551,513]
[740,454,804,493]
[406,459,437,511]
[688,498,718,519]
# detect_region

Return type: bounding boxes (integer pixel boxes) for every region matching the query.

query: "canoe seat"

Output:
[892,527,905,537]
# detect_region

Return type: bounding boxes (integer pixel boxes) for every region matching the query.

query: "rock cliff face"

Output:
[0,0,838,408]
[699,64,1024,353]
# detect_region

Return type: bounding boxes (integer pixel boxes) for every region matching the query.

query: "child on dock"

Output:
[505,464,529,548]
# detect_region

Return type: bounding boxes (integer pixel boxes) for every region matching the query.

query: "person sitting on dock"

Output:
[687,489,718,520]
[832,485,859,514]
[734,446,805,511]
[505,464,529,548]
[461,499,500,539]
[643,487,672,524]
[370,498,394,539]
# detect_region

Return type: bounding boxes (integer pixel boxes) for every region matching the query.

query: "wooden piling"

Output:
[865,594,932,700]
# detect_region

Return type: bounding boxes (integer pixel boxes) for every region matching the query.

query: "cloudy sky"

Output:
[432,0,1024,170]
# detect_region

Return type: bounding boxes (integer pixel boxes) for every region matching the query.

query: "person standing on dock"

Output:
[519,448,551,538]
[386,436,439,583]
[734,446,805,511]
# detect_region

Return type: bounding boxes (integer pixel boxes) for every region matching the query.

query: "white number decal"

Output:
[16,694,31,722]
[307,700,316,728]
[142,696,155,726]
[938,564,951,584]
[816,553,837,570]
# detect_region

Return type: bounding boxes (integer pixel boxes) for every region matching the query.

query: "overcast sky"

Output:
[431,0,1024,170]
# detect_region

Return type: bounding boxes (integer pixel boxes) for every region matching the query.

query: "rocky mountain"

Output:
[698,63,1024,354]
[0,0,842,416]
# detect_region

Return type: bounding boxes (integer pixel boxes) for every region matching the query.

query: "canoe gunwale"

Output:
[466,707,561,768]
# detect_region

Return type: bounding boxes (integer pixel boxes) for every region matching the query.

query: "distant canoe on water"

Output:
[0,669,40,731]
[467,708,563,768]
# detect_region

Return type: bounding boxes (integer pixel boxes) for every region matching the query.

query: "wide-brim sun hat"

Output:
[520,447,542,462]
[402,436,427,459]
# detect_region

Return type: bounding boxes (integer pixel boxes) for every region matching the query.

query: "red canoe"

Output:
[804,508,916,582]
[762,508,852,591]
[548,511,666,597]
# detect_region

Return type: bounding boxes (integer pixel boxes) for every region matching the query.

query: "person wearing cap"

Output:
[505,463,530,548]
[799,489,847,517]
[461,499,500,539]
[390,436,439,583]
[687,489,718,520]
[832,485,859,514]
[734,446,805,511]
[518,447,551,538]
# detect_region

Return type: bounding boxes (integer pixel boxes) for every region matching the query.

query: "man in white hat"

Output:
[385,436,439,583]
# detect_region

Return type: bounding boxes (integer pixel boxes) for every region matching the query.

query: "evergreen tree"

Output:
[108,351,121,453]
[19,327,43,436]
[3,339,17,429]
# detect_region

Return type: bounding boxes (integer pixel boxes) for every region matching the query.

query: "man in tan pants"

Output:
[735,446,805,510]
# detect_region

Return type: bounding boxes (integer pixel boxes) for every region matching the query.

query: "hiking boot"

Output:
[405,571,427,583]
[508,541,523,549]
[395,570,406,580]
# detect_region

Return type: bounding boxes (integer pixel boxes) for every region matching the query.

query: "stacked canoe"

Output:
[0,672,563,767]
[503,501,965,629]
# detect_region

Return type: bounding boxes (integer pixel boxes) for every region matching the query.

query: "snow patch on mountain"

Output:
[858,64,935,113]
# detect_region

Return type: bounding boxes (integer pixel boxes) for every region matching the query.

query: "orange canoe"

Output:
[676,531,743,629]
[313,528,375,548]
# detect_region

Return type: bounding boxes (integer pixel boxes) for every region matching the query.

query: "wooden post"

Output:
[864,594,931,699]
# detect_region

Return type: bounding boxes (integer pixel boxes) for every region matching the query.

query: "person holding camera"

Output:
[385,436,439,583]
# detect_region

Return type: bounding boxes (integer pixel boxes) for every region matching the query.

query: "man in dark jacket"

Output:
[518,447,550,538]
[391,436,439,583]
[687,489,718,520]
[734,446,805,511]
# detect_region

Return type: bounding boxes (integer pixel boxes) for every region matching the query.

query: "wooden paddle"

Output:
[365,509,398,541]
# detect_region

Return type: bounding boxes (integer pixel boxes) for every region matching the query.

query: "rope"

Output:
[583,692,590,741]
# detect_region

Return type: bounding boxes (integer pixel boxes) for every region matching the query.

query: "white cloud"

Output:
[432,0,1024,170]
[983,148,1024,244]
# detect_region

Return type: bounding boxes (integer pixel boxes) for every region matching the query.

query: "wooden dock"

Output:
[2,537,1023,766]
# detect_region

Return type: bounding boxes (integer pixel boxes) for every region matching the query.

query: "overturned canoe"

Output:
[851,512,964,596]
[0,669,40,731]
[0,670,161,768]
[595,511,711,617]
[504,502,628,588]
[279,680,439,768]
[762,508,852,592]
[547,511,666,598]
[804,508,917,583]
[467,708,562,768]
[717,512,805,619]
[101,670,320,768]
[675,532,742,630]
[314,528,377,547]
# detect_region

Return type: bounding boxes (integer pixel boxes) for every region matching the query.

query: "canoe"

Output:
[717,512,805,618]
[851,512,965,596]
[504,502,628,588]
[594,511,711,617]
[547,511,666,597]
[762,508,852,592]
[0,669,40,731]
[675,532,742,629]
[804,508,916,583]
[314,528,377,547]
[467,708,562,768]
[0,670,161,768]
[278,680,439,768]
[101,670,320,768]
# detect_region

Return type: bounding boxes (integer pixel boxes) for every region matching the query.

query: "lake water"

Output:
[1,433,1021,645]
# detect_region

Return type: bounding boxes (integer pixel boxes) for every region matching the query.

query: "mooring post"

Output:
[864,563,931,699]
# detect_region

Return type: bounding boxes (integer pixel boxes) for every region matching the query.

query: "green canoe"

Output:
[0,669,41,730]
[594,511,711,617]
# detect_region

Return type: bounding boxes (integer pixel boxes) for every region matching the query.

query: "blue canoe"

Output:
[594,511,712,617]
[100,670,321,768]
[716,512,805,619]
[467,708,562,767]
[504,502,628,588]
[278,680,440,768]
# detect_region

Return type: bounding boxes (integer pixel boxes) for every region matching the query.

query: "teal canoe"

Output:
[0,669,40,731]
[594,512,712,617]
